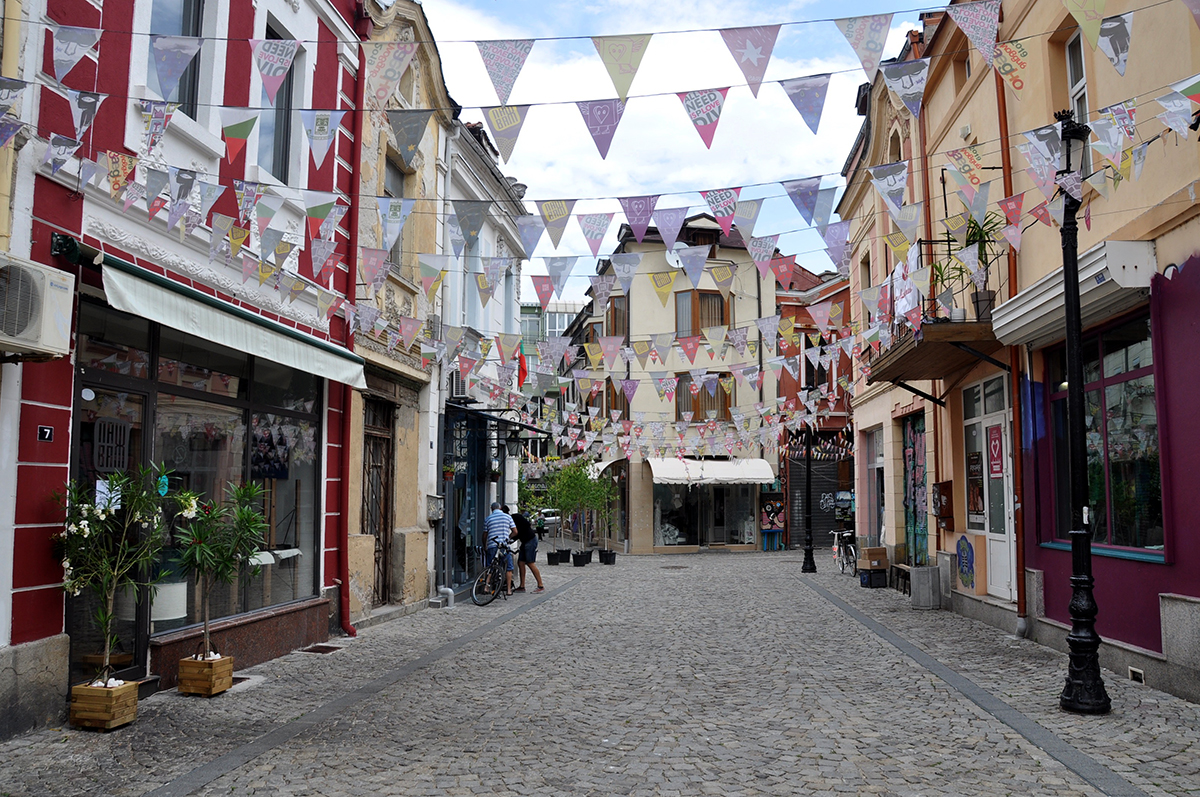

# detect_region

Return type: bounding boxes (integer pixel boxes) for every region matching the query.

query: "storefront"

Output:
[642,458,774,551]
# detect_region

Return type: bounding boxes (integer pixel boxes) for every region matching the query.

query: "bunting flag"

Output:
[678,88,728,149]
[676,244,709,289]
[64,89,104,140]
[881,59,929,118]
[121,181,146,213]
[536,199,575,248]
[209,213,235,262]
[621,379,639,404]
[702,325,728,354]
[140,100,176,156]
[719,25,780,98]
[782,176,821,224]
[317,290,344,321]
[229,225,251,259]
[474,272,497,307]
[545,256,576,298]
[649,270,678,307]
[1097,13,1132,76]
[311,238,339,284]
[78,157,101,190]
[599,335,624,369]
[592,34,652,102]
[576,99,625,159]
[195,180,225,220]
[281,274,308,304]
[146,169,170,219]
[780,73,831,135]
[300,109,346,169]
[967,179,991,224]
[255,261,277,288]
[531,274,555,309]
[1022,122,1063,170]
[446,215,466,258]
[482,105,530,163]
[732,198,763,240]
[812,187,837,235]
[589,274,616,308]
[453,199,492,243]
[890,203,920,247]
[151,35,203,100]
[947,0,1001,67]
[362,41,419,107]
[708,262,736,299]
[231,179,262,226]
[993,39,1033,99]
[166,167,196,231]
[477,39,534,105]
[220,108,258,161]
[1184,0,1200,30]
[997,192,1025,225]
[868,161,908,216]
[678,335,702,364]
[652,206,688,249]
[834,14,893,82]
[516,215,545,258]
[1056,171,1083,201]
[50,25,103,84]
[495,333,522,364]
[1000,224,1023,251]
[377,196,415,251]
[240,253,258,283]
[251,38,299,105]
[358,248,389,293]
[651,333,675,364]
[577,212,614,257]
[386,109,434,168]
[701,187,740,235]
[610,252,642,295]
[1063,0,1106,49]
[419,255,450,301]
[770,257,795,291]
[0,78,26,117]
[619,195,659,242]
[748,235,779,277]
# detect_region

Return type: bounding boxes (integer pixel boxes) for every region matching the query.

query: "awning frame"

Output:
[647,457,776,486]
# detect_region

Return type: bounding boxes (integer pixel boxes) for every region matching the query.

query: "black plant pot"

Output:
[572,552,588,567]
[971,289,996,322]
[584,549,594,563]
[600,550,617,565]
[545,551,559,566]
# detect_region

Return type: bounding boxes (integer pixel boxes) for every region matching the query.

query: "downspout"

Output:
[339,16,374,638]
[994,67,1028,637]
[918,70,938,486]
[0,0,23,251]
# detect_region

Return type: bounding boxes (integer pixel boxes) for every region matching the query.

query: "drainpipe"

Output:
[918,75,939,486]
[0,0,23,251]
[994,68,1028,637]
[338,17,374,638]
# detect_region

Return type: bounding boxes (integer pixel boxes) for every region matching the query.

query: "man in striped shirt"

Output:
[484,501,516,596]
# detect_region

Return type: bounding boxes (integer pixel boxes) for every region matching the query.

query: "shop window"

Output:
[78,301,151,378]
[1047,314,1161,551]
[253,359,319,413]
[159,326,248,399]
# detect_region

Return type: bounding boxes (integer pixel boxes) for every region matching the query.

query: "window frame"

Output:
[675,290,729,338]
[258,25,296,184]
[675,371,731,422]
[1066,31,1091,175]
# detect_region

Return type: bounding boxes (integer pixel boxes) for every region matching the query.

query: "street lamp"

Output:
[1055,108,1111,715]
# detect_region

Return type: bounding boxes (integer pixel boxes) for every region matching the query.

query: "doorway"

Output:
[902,413,928,566]
[963,376,1015,600]
[362,398,394,606]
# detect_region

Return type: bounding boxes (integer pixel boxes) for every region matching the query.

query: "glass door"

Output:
[964,377,1015,600]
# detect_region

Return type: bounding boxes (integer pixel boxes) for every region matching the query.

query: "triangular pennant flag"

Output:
[1000,224,1023,251]
[770,257,795,291]
[967,180,992,225]
[121,182,146,213]
[781,176,821,225]
[631,339,653,369]
[732,198,763,240]
[589,274,616,309]
[868,161,908,216]
[150,35,203,100]
[419,255,451,301]
[300,109,346,169]
[281,274,308,304]
[140,100,177,157]
[482,105,530,163]
[362,41,419,108]
[881,58,929,117]
[254,261,276,288]
[619,195,659,242]
[240,252,257,283]
[780,74,831,135]
[64,89,104,140]
[702,325,728,353]
[701,187,741,235]
[678,335,702,364]
[359,247,389,289]
[577,213,614,258]
[1063,0,1106,49]
[446,215,466,258]
[993,39,1034,99]
[452,199,492,243]
[599,336,624,369]
[386,109,434,168]
[544,256,577,298]
[229,225,251,259]
[531,274,555,310]
[0,78,25,118]
[719,25,780,98]
[576,99,625,159]
[50,25,102,84]
[260,229,286,263]
[1056,171,1083,202]
[220,108,258,162]
[376,196,415,251]
[650,270,678,307]
[516,214,545,258]
[677,88,729,149]
[812,187,838,235]
[652,206,688,249]
[250,38,299,105]
[474,272,497,308]
[1022,122,1064,170]
[748,235,779,278]
[592,34,652,102]
[708,262,736,299]
[77,157,99,190]
[621,379,639,404]
[1096,13,1132,76]
[194,180,225,221]
[947,0,1001,67]
[320,205,348,242]
[496,333,523,364]
[233,179,264,226]
[652,333,675,364]
[476,39,534,105]
[677,244,709,289]
[210,214,235,263]
[834,14,893,82]
[317,290,344,321]
[311,238,339,284]
[997,193,1025,226]
[610,253,642,295]
[145,168,170,219]
[891,203,921,247]
[166,167,196,231]
[536,199,575,249]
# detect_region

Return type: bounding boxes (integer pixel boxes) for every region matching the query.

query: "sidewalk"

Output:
[1,553,1198,796]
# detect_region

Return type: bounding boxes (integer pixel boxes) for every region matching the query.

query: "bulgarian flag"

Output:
[303,190,339,239]
[220,108,258,162]
[1172,72,1200,105]
[518,350,528,388]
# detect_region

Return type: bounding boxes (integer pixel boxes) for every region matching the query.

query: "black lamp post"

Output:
[801,421,817,573]
[1055,108,1111,715]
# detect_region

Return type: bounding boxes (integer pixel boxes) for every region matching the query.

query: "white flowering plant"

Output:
[55,465,174,682]
[173,482,268,660]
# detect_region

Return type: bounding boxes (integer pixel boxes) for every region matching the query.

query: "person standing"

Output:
[484,501,516,596]
[505,505,545,593]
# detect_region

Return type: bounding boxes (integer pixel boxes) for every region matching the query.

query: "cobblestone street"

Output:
[3,553,1199,796]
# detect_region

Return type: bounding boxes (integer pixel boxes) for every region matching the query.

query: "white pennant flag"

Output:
[299,109,346,169]
[834,14,893,82]
[476,40,534,105]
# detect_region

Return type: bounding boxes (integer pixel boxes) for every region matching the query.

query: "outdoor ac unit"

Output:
[448,369,469,399]
[0,254,74,356]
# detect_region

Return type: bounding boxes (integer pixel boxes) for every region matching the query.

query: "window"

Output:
[1066,31,1091,175]
[676,372,730,422]
[608,295,628,339]
[804,334,828,390]
[865,427,885,547]
[692,229,718,257]
[963,376,1008,535]
[521,314,541,343]
[148,0,204,119]
[258,26,295,183]
[546,312,570,338]
[859,253,872,290]
[676,291,726,337]
[608,381,629,419]
[1047,314,1161,550]
[384,157,407,273]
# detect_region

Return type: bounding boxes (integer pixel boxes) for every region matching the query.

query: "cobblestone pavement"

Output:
[3,553,1200,796]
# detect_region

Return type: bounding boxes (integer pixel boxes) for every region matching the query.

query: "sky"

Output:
[418,0,922,302]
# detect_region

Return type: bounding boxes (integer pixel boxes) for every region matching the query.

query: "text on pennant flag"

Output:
[719,25,780,98]
[476,39,534,105]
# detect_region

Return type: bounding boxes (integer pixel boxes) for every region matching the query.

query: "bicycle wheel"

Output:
[847,544,858,576]
[839,545,849,573]
[471,564,500,606]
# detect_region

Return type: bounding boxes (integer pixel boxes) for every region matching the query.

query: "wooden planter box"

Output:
[178,655,235,697]
[69,681,139,730]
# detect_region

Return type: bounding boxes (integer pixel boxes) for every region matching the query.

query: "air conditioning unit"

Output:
[448,369,469,399]
[0,254,75,356]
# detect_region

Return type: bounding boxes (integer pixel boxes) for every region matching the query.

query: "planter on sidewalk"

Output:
[178,655,235,697]
[545,550,559,565]
[599,550,617,565]
[911,566,942,610]
[69,681,139,730]
[572,552,588,567]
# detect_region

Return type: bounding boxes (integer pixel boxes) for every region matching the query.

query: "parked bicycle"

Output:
[831,530,857,575]
[471,539,519,606]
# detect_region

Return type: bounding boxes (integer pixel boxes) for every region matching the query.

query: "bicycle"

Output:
[830,530,857,575]
[471,539,518,606]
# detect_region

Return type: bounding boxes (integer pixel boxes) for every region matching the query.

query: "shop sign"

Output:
[988,425,1004,477]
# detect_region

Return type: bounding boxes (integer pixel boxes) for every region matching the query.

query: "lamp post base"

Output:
[1060,660,1112,715]
[801,545,816,573]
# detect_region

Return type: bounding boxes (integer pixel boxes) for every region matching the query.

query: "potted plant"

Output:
[57,465,172,730]
[173,482,268,697]
[964,211,1006,322]
[442,464,455,482]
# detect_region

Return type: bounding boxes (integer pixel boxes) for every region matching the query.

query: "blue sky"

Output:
[420,0,921,301]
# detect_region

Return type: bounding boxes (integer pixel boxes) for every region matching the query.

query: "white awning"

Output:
[586,459,622,479]
[647,457,775,485]
[103,261,366,389]
[992,241,1155,349]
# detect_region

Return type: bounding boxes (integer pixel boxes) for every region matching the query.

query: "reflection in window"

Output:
[78,301,151,378]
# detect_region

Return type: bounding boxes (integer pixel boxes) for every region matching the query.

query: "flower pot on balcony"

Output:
[178,654,235,697]
[69,681,139,730]
[971,289,996,322]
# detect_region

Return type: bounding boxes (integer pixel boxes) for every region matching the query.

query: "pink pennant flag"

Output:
[1000,224,1023,251]
[618,195,659,243]
[576,99,625,160]
[398,317,424,350]
[1028,201,1053,227]
[531,274,555,310]
[701,187,741,235]
[251,38,299,105]
[719,26,780,98]
[677,88,728,149]
[653,206,689,249]
[577,212,614,257]
[747,235,779,278]
[678,335,702,364]
[997,192,1025,225]
[807,300,833,331]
